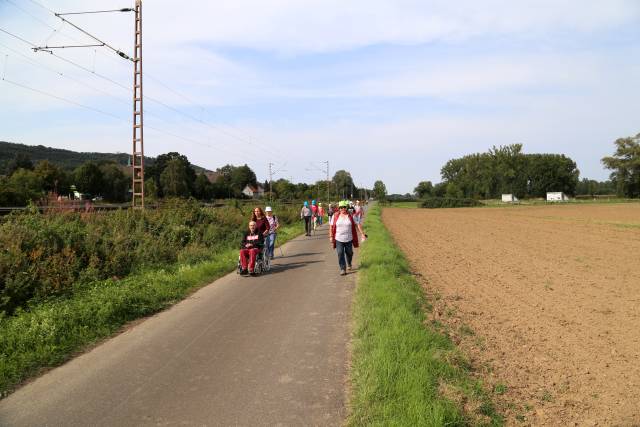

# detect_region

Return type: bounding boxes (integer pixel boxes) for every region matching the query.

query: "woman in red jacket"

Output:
[329,200,359,276]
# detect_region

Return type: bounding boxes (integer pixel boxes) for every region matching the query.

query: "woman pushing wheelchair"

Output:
[239,220,265,276]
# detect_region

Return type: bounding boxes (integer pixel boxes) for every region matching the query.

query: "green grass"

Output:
[385,201,419,208]
[348,204,502,426]
[0,223,303,398]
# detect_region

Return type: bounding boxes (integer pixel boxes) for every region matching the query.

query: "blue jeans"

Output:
[267,233,277,258]
[335,240,353,271]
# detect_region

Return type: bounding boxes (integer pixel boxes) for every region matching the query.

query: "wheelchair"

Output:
[237,245,271,276]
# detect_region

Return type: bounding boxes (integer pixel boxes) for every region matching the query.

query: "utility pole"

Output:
[324,160,330,201]
[32,5,138,206]
[268,162,273,203]
[131,0,144,208]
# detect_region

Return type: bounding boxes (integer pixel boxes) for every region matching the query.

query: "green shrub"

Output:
[420,197,482,208]
[0,200,300,315]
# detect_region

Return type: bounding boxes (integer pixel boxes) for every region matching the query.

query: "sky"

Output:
[1,0,639,194]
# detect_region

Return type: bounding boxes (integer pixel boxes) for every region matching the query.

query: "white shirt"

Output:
[334,215,353,243]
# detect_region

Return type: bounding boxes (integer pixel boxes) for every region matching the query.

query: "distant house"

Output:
[502,194,519,203]
[242,184,265,198]
[546,192,569,202]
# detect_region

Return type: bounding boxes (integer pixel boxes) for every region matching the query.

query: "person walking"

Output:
[353,200,367,241]
[300,201,312,236]
[327,203,335,226]
[317,202,325,225]
[265,206,279,259]
[252,207,270,238]
[329,200,359,276]
[239,220,265,276]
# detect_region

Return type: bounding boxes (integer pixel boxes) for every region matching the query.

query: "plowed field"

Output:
[383,204,640,426]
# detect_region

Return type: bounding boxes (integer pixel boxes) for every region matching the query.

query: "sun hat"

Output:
[265,206,272,212]
[338,200,348,208]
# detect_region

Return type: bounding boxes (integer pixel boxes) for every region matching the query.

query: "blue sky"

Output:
[1,0,640,193]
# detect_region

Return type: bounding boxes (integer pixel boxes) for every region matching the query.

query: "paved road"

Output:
[0,224,356,426]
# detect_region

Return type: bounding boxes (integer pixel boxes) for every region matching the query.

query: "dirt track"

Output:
[383,204,640,426]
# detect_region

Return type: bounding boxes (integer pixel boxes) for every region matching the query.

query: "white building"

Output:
[501,194,519,203]
[242,184,265,198]
[546,192,569,202]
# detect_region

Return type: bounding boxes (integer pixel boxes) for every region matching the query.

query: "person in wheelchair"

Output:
[239,220,265,276]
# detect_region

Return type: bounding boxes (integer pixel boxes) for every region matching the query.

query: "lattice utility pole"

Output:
[268,162,274,202]
[324,160,330,201]
[131,0,144,208]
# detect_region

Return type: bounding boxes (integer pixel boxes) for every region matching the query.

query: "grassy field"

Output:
[0,223,303,398]
[348,204,501,426]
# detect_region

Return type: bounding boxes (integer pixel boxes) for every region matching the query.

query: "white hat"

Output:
[265,206,272,212]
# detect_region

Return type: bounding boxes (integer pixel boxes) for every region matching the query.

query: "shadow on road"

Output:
[269,260,322,273]
[276,252,321,259]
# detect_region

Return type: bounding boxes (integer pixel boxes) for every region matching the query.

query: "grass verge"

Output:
[348,204,502,426]
[0,222,303,398]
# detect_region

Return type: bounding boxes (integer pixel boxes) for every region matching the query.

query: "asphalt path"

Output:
[0,223,356,426]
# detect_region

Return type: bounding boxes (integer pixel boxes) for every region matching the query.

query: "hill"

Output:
[0,141,210,174]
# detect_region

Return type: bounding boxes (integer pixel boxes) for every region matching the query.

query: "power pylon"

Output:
[131,0,144,208]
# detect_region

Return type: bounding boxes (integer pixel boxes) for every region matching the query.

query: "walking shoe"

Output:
[240,269,249,276]
[347,264,352,270]
[340,269,346,276]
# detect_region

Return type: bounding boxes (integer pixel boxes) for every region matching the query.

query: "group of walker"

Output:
[239,199,367,278]
[238,206,279,276]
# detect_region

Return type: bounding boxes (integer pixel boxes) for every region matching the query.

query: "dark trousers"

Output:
[303,216,311,235]
[335,240,353,271]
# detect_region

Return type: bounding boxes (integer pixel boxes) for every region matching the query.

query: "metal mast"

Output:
[131,0,144,208]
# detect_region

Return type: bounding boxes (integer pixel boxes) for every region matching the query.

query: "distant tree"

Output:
[414,181,434,198]
[99,162,129,202]
[602,134,640,198]
[445,182,464,198]
[147,152,196,197]
[7,168,43,205]
[231,164,257,196]
[34,160,69,194]
[74,161,104,196]
[7,153,34,175]
[332,170,354,199]
[433,182,448,197]
[193,173,214,200]
[160,158,190,197]
[372,180,387,201]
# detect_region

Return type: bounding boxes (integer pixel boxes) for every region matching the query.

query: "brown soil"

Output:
[382,204,640,426]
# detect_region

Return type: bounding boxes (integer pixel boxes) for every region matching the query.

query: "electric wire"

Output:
[0,76,247,161]
[18,0,281,156]
[1,12,273,159]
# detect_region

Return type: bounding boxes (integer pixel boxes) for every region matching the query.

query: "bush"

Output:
[0,199,300,315]
[420,197,482,209]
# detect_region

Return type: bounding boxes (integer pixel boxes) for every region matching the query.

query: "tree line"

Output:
[0,149,380,206]
[414,136,640,200]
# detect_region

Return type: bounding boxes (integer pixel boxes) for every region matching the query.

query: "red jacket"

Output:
[330,213,359,249]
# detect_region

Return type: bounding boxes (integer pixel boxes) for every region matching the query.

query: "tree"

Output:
[414,181,434,198]
[74,161,104,196]
[7,168,43,205]
[99,162,129,202]
[34,160,68,194]
[6,153,34,175]
[193,173,214,200]
[372,180,387,201]
[230,164,257,197]
[147,152,197,197]
[602,134,640,198]
[160,158,190,197]
[332,170,354,199]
